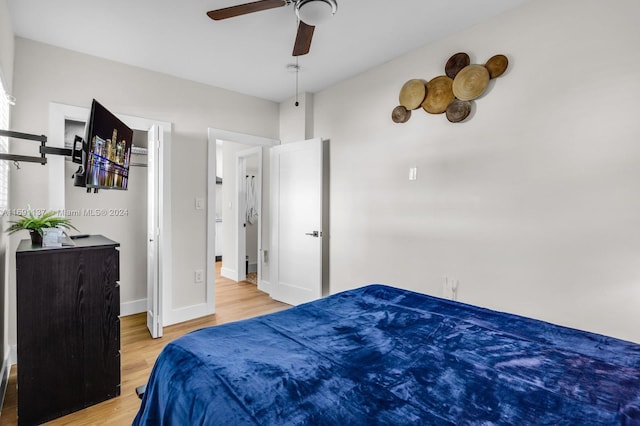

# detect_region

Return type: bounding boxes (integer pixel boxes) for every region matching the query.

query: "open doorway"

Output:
[207,129,278,313]
[236,147,262,285]
[215,142,262,283]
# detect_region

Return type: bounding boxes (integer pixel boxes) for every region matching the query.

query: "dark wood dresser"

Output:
[16,235,121,425]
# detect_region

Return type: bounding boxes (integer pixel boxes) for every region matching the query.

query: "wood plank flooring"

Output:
[0,262,289,425]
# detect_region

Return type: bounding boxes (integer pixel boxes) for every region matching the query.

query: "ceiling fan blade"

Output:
[207,0,286,20]
[292,21,315,56]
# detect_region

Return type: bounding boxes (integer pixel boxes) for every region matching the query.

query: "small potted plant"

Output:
[6,208,79,245]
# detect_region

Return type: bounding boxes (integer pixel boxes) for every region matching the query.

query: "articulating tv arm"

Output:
[0,129,74,165]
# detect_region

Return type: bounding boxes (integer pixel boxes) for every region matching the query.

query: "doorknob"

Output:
[305,231,321,237]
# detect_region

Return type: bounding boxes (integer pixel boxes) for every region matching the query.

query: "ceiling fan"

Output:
[207,0,338,56]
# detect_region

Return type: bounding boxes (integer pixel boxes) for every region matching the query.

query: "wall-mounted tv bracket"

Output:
[0,129,79,164]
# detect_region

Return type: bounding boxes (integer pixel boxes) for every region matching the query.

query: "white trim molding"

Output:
[120,299,147,317]
[221,267,238,282]
[258,280,271,294]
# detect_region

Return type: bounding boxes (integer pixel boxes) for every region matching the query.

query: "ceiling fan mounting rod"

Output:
[295,57,300,107]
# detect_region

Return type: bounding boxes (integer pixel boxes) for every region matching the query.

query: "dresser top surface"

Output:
[17,234,119,254]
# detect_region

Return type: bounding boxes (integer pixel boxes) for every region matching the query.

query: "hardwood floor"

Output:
[0,262,289,425]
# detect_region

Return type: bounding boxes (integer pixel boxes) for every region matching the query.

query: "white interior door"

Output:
[270,138,327,305]
[147,125,162,338]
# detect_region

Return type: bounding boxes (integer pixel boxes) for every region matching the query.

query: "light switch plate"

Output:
[195,197,205,210]
[409,167,418,181]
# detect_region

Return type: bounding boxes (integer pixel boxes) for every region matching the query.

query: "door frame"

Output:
[207,128,279,309]
[48,102,172,324]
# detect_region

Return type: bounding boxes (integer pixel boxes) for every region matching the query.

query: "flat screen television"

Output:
[74,99,132,190]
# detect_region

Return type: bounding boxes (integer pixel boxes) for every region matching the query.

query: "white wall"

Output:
[8,38,279,347]
[279,92,313,144]
[313,0,640,343]
[0,0,13,90]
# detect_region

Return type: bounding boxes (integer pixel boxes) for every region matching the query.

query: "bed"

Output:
[133,284,640,425]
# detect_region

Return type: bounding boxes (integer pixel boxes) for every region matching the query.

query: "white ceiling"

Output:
[7,0,527,103]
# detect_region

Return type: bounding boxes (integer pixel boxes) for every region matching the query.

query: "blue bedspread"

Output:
[133,285,640,425]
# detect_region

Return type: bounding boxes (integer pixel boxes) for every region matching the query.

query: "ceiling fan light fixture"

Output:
[295,0,337,26]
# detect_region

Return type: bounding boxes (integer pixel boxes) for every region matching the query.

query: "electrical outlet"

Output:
[194,269,204,283]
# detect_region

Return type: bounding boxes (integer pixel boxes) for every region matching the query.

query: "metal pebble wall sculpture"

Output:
[392,53,508,124]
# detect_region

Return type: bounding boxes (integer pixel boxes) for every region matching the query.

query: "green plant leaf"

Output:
[3,208,79,235]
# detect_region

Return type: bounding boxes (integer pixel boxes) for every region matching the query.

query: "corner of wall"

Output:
[304,93,314,140]
[279,92,314,144]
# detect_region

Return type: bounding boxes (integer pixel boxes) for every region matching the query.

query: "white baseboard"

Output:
[121,298,147,317]
[258,279,271,294]
[221,267,238,281]
[9,346,16,367]
[122,299,216,330]
[163,302,215,326]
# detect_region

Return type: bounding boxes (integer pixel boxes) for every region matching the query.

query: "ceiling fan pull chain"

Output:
[295,56,300,107]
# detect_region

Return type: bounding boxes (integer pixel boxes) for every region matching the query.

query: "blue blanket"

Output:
[133,285,640,425]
